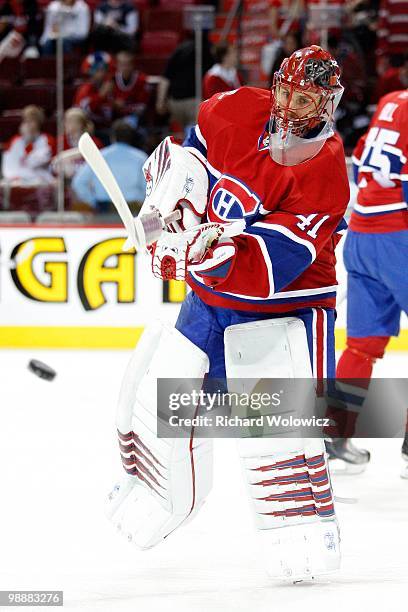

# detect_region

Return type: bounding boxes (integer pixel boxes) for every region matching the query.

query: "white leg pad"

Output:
[224,318,340,581]
[259,520,340,582]
[107,322,212,549]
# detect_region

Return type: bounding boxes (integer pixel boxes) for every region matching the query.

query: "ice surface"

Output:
[0,349,407,612]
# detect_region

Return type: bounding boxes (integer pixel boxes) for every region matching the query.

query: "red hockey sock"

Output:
[326,336,390,438]
[336,336,390,381]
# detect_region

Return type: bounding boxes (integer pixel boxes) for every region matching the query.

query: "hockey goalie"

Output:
[106,46,349,582]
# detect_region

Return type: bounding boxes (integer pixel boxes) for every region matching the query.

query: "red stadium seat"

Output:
[159,0,199,7]
[1,86,56,114]
[209,32,237,45]
[222,0,236,10]
[21,57,78,85]
[0,58,19,85]
[143,8,184,32]
[63,86,77,110]
[43,118,57,138]
[133,0,149,8]
[8,185,56,214]
[0,117,21,147]
[141,31,180,56]
[215,15,238,30]
[134,55,167,75]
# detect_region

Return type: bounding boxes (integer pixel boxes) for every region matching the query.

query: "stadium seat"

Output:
[63,86,77,110]
[141,31,179,56]
[133,0,150,8]
[222,0,236,10]
[21,57,78,85]
[134,55,167,75]
[8,185,56,215]
[143,8,184,32]
[1,86,56,115]
[0,117,21,146]
[159,0,199,7]
[0,58,19,86]
[43,118,57,138]
[215,15,238,30]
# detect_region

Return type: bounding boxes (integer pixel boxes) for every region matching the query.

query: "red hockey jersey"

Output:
[183,87,349,313]
[113,70,150,117]
[350,89,408,233]
[74,82,113,125]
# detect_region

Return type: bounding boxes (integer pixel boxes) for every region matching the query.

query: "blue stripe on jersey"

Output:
[403,180,408,204]
[196,258,233,279]
[183,126,207,159]
[335,217,348,233]
[353,207,407,217]
[207,166,220,192]
[245,225,313,292]
[361,148,403,176]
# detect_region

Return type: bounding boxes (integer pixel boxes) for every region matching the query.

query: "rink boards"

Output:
[0,224,407,349]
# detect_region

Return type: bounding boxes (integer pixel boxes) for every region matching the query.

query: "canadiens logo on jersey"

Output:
[208,175,260,223]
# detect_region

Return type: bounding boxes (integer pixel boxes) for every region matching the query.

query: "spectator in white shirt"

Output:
[40,0,90,56]
[2,105,55,184]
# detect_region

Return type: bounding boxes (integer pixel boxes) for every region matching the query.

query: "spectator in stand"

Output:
[377,0,408,70]
[112,50,150,125]
[1,105,55,184]
[93,0,138,53]
[71,119,147,214]
[63,108,101,150]
[202,43,242,100]
[374,53,408,101]
[52,108,103,179]
[74,52,115,135]
[40,0,90,56]
[156,32,214,134]
[0,0,27,43]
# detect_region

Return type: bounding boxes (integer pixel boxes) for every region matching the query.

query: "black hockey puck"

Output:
[28,359,57,381]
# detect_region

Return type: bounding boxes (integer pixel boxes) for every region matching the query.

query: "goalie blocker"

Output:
[107,317,339,582]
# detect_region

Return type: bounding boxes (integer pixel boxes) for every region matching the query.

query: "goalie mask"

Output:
[269,45,344,166]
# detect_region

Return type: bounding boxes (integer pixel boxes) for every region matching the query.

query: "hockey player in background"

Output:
[331,88,408,477]
[107,46,349,581]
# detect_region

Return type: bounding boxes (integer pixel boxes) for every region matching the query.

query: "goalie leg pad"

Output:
[224,317,340,581]
[107,322,212,549]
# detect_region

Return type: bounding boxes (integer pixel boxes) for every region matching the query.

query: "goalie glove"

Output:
[150,223,231,281]
[141,137,209,233]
